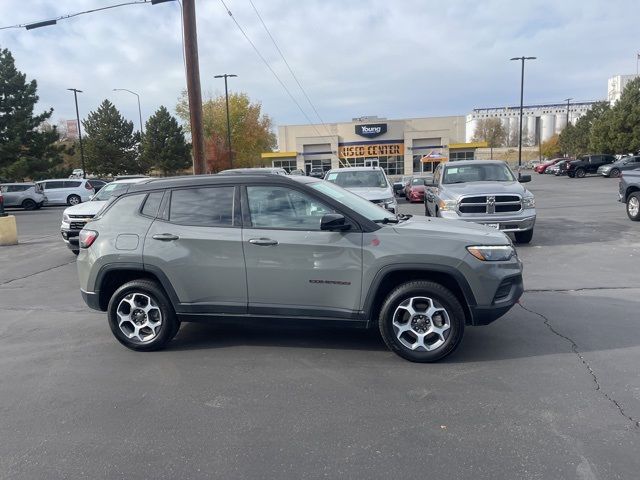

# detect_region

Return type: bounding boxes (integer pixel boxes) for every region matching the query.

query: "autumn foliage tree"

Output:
[176,91,276,172]
[472,118,507,157]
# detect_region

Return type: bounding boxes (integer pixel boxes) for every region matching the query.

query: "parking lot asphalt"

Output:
[1,173,638,479]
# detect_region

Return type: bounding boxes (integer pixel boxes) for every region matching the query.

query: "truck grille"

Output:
[458,195,522,215]
[68,214,94,230]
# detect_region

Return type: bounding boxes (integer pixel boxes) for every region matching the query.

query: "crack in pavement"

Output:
[0,261,76,287]
[519,302,640,430]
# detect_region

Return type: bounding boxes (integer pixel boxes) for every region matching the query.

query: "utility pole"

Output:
[113,88,144,134]
[181,0,205,174]
[564,97,572,129]
[68,88,87,179]
[510,56,536,171]
[214,74,237,168]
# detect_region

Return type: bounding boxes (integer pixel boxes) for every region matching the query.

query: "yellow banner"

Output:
[339,143,404,158]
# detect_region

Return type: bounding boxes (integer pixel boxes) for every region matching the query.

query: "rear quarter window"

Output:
[64,181,82,188]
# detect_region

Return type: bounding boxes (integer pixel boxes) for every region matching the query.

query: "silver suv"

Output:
[324,166,397,213]
[77,174,523,362]
[0,183,46,210]
[424,160,536,244]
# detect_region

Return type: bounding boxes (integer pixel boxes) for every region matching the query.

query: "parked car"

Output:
[619,169,640,221]
[219,167,288,176]
[547,159,572,176]
[534,158,562,174]
[598,155,640,178]
[60,177,150,254]
[77,173,523,362]
[404,177,427,203]
[0,183,46,210]
[424,160,536,244]
[393,175,412,197]
[566,154,616,178]
[309,167,325,179]
[36,178,94,206]
[289,169,305,176]
[324,166,397,213]
[89,179,108,191]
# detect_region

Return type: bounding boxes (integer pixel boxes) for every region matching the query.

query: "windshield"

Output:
[92,182,130,201]
[310,181,396,222]
[411,178,424,185]
[443,163,516,184]
[325,170,388,189]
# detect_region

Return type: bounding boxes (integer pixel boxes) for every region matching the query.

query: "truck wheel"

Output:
[107,279,178,351]
[379,281,465,363]
[575,168,586,178]
[514,229,534,244]
[627,193,640,221]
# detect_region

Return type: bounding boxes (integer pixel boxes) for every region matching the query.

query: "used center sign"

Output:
[355,123,387,138]
[339,143,404,158]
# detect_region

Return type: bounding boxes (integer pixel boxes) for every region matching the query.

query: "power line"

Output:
[248,0,330,136]
[0,1,156,31]
[218,0,323,137]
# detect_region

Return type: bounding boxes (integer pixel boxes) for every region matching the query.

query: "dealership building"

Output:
[262,115,486,175]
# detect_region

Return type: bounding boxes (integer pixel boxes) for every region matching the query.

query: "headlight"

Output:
[467,245,516,261]
[522,196,535,208]
[438,199,457,211]
[63,213,71,223]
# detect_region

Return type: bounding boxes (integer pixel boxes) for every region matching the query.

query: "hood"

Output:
[409,185,425,192]
[63,199,108,217]
[345,186,393,201]
[391,216,510,244]
[441,181,527,198]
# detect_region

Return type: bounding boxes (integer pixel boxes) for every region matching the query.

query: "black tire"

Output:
[627,192,640,221]
[107,279,178,351]
[379,281,465,363]
[610,168,621,178]
[514,229,534,244]
[67,194,81,206]
[575,168,586,178]
[34,203,42,210]
[21,199,36,210]
[568,172,575,178]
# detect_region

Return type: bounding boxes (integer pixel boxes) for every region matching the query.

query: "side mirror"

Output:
[320,213,351,231]
[519,174,531,183]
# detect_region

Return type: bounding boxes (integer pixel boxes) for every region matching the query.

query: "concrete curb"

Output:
[0,215,18,246]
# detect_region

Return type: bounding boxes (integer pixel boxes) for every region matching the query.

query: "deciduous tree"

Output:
[472,118,507,157]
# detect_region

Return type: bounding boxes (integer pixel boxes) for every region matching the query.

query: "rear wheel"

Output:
[627,193,640,221]
[610,168,621,178]
[575,168,586,178]
[67,194,81,206]
[514,229,534,244]
[107,280,178,351]
[379,281,465,363]
[21,199,36,210]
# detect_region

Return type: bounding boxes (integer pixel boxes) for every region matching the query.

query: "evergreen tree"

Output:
[0,47,64,180]
[140,106,191,175]
[592,77,640,154]
[559,101,610,156]
[83,99,139,176]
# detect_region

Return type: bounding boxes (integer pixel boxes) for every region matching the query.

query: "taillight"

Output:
[79,229,98,248]
[85,181,93,190]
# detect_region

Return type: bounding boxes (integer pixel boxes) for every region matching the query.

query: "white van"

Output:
[37,178,95,206]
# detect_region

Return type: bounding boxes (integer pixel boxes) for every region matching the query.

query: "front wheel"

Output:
[575,168,586,178]
[514,229,534,244]
[610,168,621,178]
[107,280,178,351]
[379,281,465,363]
[21,199,36,210]
[627,193,640,221]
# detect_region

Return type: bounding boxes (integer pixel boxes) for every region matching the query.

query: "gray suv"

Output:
[424,160,536,244]
[77,174,523,362]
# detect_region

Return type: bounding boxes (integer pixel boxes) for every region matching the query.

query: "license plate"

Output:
[485,223,500,229]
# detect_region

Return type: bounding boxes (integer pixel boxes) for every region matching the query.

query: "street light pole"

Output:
[214,74,237,168]
[564,97,572,129]
[113,88,144,134]
[68,88,87,179]
[510,56,536,171]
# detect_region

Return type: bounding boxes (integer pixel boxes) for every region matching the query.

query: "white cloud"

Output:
[0,0,638,132]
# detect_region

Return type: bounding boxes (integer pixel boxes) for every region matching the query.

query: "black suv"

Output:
[566,154,616,178]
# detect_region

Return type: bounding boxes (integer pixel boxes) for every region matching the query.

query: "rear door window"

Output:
[169,187,235,227]
[64,181,82,188]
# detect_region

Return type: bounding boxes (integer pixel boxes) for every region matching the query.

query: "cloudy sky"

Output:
[0,0,638,138]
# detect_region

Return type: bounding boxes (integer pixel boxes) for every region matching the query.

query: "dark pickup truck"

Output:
[619,169,640,221]
[567,154,616,178]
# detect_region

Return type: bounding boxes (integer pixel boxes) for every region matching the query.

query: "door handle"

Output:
[152,233,179,241]
[249,238,278,246]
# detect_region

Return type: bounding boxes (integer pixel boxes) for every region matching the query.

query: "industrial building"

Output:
[608,74,639,104]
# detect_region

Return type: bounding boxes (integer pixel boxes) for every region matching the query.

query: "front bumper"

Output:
[470,274,524,325]
[439,210,536,232]
[61,227,81,250]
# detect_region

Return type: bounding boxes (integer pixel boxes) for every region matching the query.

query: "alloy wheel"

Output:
[629,196,640,218]
[116,293,163,343]
[392,296,451,351]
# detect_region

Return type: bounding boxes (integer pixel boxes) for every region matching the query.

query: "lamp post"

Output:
[564,97,572,129]
[113,88,144,134]
[67,88,87,179]
[214,74,237,168]
[510,56,536,170]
